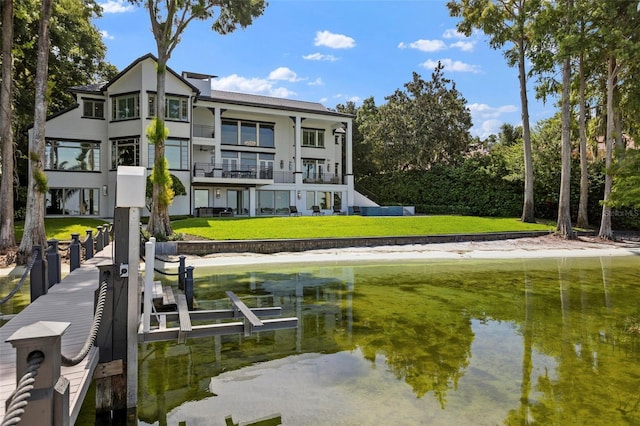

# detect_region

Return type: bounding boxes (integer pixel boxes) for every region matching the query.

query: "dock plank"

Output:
[0,246,113,424]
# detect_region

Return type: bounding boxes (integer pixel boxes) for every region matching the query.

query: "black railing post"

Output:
[185,266,194,310]
[69,233,81,272]
[178,255,186,290]
[85,229,94,260]
[46,239,61,287]
[30,245,48,302]
[96,225,104,252]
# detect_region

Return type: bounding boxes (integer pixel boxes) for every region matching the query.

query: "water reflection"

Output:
[131,256,640,425]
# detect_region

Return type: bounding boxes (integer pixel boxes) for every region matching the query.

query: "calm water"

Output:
[133,256,640,426]
[4,256,639,425]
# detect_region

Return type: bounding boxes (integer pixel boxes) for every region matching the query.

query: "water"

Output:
[130,255,640,426]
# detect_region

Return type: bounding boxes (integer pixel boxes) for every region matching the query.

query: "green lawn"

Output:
[16,218,112,241]
[171,215,554,240]
[16,216,554,242]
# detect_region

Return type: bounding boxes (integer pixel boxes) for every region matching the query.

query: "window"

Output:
[46,188,99,216]
[257,190,290,215]
[111,138,140,169]
[148,139,189,169]
[148,94,189,121]
[194,189,209,208]
[319,191,332,209]
[82,99,104,119]
[222,119,275,147]
[303,158,325,182]
[302,128,325,148]
[111,93,140,120]
[45,140,100,171]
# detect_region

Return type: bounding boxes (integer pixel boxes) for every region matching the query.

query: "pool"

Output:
[125,255,640,425]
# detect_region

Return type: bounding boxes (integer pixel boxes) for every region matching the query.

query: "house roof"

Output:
[201,90,352,118]
[70,53,354,119]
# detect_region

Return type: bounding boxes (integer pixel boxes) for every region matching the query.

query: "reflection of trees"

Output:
[342,277,474,407]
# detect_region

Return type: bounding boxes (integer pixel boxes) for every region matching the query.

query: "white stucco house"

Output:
[33,53,356,218]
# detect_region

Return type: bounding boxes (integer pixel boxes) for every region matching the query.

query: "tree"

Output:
[0,0,15,250]
[139,0,266,239]
[447,0,541,223]
[362,65,472,172]
[17,0,53,262]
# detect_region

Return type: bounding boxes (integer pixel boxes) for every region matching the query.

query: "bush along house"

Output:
[32,53,356,218]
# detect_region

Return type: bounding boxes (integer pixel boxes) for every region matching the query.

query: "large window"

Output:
[194,189,209,208]
[148,94,189,121]
[222,119,275,147]
[46,188,99,216]
[302,128,325,148]
[148,139,189,169]
[82,99,104,119]
[111,93,140,121]
[257,190,290,215]
[45,139,100,171]
[303,158,325,182]
[304,191,342,210]
[111,138,140,169]
[221,151,273,178]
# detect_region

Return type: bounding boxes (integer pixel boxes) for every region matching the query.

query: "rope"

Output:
[1,351,44,426]
[155,255,181,263]
[0,257,36,306]
[153,267,181,276]
[61,279,108,367]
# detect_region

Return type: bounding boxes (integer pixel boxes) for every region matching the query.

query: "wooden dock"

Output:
[0,245,114,424]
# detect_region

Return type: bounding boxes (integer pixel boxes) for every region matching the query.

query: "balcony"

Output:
[303,172,344,185]
[193,162,294,184]
[193,124,215,139]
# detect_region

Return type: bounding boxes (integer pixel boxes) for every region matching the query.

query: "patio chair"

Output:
[333,205,344,215]
[312,205,324,216]
[352,206,361,215]
[289,205,301,216]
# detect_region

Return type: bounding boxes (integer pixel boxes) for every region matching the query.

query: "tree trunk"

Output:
[518,40,535,223]
[0,0,16,249]
[576,51,589,229]
[17,0,52,263]
[598,56,615,240]
[146,53,173,238]
[556,57,573,238]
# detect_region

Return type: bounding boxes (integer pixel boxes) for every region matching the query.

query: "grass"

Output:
[171,215,555,240]
[15,218,112,242]
[13,215,554,242]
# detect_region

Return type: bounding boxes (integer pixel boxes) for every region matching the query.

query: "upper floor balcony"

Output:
[192,162,295,184]
[303,172,345,185]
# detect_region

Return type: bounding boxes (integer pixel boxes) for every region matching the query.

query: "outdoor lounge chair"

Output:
[312,205,324,216]
[352,206,361,215]
[333,205,344,215]
[289,206,301,216]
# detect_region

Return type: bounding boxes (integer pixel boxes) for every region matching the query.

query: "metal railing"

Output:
[193,163,275,180]
[193,124,215,138]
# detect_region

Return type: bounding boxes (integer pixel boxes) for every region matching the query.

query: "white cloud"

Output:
[442,29,466,39]
[398,39,447,52]
[319,97,329,104]
[100,30,114,40]
[422,58,481,73]
[268,67,302,82]
[450,40,474,52]
[468,103,518,119]
[303,52,339,62]
[211,74,296,98]
[98,0,135,13]
[472,119,504,139]
[308,78,323,86]
[314,30,356,49]
[467,103,519,138]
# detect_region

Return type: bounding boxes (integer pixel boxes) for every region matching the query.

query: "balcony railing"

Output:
[303,172,344,184]
[193,162,275,180]
[193,124,215,138]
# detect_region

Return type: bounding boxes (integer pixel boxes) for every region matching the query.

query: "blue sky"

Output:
[95,0,557,139]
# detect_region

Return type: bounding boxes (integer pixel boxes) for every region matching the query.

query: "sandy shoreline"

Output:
[2,235,639,277]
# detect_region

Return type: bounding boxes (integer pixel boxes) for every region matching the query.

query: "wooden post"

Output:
[69,234,81,272]
[30,245,48,302]
[46,239,61,287]
[178,255,186,290]
[6,321,71,426]
[96,225,104,252]
[185,266,194,311]
[85,230,94,260]
[143,237,155,333]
